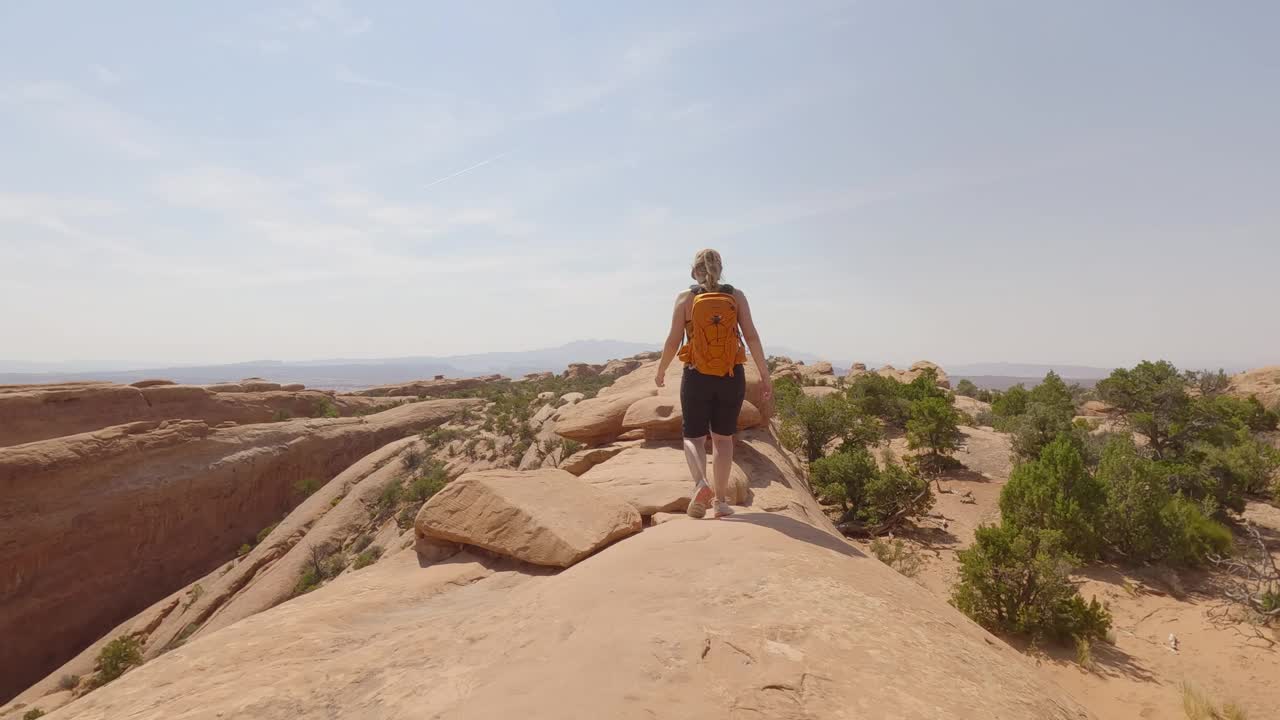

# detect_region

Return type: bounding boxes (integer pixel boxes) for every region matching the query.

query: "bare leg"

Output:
[711,433,734,502]
[682,435,709,489]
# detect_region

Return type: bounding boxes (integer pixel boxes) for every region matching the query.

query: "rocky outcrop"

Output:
[0,399,476,702]
[579,443,749,515]
[557,360,769,445]
[0,381,402,448]
[874,360,951,389]
[1229,366,1280,408]
[414,468,642,567]
[352,375,505,398]
[17,422,1093,720]
[621,395,763,440]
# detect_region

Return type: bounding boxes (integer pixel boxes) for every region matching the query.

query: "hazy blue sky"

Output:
[2,1,1277,369]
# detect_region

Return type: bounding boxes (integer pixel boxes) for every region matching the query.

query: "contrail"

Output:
[422,152,509,189]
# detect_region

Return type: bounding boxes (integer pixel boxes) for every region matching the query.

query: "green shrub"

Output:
[870,538,925,578]
[312,397,340,418]
[1095,436,1233,566]
[294,546,346,596]
[955,379,980,398]
[1198,433,1280,498]
[272,409,292,422]
[844,373,913,427]
[1159,495,1233,567]
[352,534,373,552]
[293,477,321,498]
[24,708,46,719]
[777,390,877,462]
[951,525,1111,645]
[255,522,279,546]
[1000,436,1105,558]
[974,409,998,428]
[373,479,404,520]
[906,396,965,466]
[861,455,934,525]
[1009,401,1079,462]
[237,543,252,557]
[94,635,143,686]
[561,439,584,457]
[353,545,384,569]
[810,447,878,510]
[57,674,79,691]
[991,384,1030,418]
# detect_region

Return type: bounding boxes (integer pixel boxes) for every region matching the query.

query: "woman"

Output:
[656,249,773,519]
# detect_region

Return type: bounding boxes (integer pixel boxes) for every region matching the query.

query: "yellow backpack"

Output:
[678,284,748,376]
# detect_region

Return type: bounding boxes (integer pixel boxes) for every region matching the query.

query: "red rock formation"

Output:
[0,399,476,702]
[0,382,404,448]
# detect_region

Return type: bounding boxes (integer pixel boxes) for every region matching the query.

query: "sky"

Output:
[2,0,1277,371]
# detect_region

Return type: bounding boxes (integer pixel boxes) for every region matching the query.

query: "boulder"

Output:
[559,444,633,476]
[621,396,764,440]
[803,386,839,399]
[559,392,585,405]
[564,363,601,380]
[555,389,656,444]
[414,468,642,567]
[1080,400,1113,417]
[600,359,642,377]
[579,445,749,515]
[1229,366,1280,408]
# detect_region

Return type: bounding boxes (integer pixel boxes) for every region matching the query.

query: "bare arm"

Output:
[655,291,690,387]
[734,289,774,411]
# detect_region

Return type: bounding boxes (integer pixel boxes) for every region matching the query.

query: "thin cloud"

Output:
[422,153,509,190]
[334,65,400,91]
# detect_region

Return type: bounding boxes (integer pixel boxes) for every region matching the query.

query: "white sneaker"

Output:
[687,484,714,519]
[713,500,735,518]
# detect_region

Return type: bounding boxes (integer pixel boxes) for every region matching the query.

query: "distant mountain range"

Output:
[0,340,660,390]
[1,342,1255,392]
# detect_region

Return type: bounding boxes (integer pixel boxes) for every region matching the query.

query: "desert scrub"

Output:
[294,546,346,596]
[255,522,280,545]
[869,538,924,578]
[24,709,46,720]
[1181,683,1248,719]
[93,635,143,687]
[352,534,374,553]
[311,397,340,418]
[271,409,292,422]
[354,545,384,569]
[293,477,322,498]
[57,674,80,691]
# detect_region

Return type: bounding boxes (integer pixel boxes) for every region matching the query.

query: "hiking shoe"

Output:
[687,484,714,519]
[713,500,735,518]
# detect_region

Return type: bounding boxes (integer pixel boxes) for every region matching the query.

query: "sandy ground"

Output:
[851,426,1280,720]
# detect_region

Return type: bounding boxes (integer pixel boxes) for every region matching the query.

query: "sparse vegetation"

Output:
[870,538,925,578]
[906,395,966,470]
[93,635,144,687]
[58,674,80,691]
[255,522,279,545]
[294,545,346,596]
[561,438,584,457]
[1182,683,1249,720]
[24,709,46,720]
[293,477,322,499]
[954,378,980,398]
[237,543,252,557]
[402,448,424,470]
[951,524,1111,645]
[352,534,373,553]
[272,409,293,422]
[354,545,384,569]
[311,397,340,418]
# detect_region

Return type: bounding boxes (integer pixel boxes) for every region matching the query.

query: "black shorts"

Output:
[681,364,746,438]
